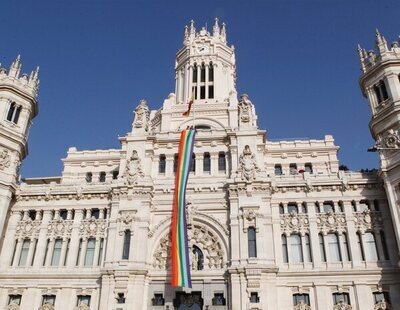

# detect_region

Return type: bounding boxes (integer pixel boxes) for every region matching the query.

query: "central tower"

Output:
[175,19,237,106]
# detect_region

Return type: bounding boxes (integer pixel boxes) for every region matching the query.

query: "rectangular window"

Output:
[8,294,22,305]
[91,208,100,219]
[152,293,165,306]
[86,172,92,183]
[323,201,334,213]
[218,152,226,172]
[203,152,211,173]
[208,85,214,99]
[64,239,70,266]
[51,238,63,266]
[289,163,297,175]
[122,230,131,260]
[190,154,196,172]
[192,66,197,83]
[333,293,350,305]
[60,209,68,220]
[28,210,37,220]
[99,172,106,182]
[112,170,119,179]
[290,234,303,263]
[19,239,30,266]
[117,293,126,304]
[209,65,214,82]
[304,163,313,174]
[159,154,166,174]
[327,233,341,262]
[77,295,91,306]
[274,164,282,175]
[250,292,259,303]
[84,238,96,266]
[293,294,310,306]
[359,200,370,212]
[248,227,257,258]
[373,292,390,305]
[173,154,178,173]
[281,235,288,263]
[287,203,298,214]
[200,86,205,99]
[6,102,16,122]
[365,232,378,261]
[212,293,226,305]
[42,295,56,306]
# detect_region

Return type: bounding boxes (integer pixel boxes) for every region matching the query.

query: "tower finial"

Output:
[375,28,388,54]
[213,17,220,37]
[221,22,227,43]
[184,25,189,44]
[190,20,195,34]
[357,44,367,73]
[9,54,22,78]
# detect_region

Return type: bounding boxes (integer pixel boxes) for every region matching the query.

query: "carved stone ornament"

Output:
[117,212,135,232]
[379,129,400,149]
[5,303,20,310]
[39,304,55,310]
[238,145,260,181]
[333,301,352,310]
[124,150,144,185]
[294,301,312,310]
[79,218,107,238]
[281,213,309,234]
[374,300,391,310]
[133,99,150,131]
[238,94,256,126]
[15,219,41,239]
[0,148,11,170]
[47,219,73,238]
[73,303,90,310]
[354,210,383,231]
[153,224,224,270]
[316,212,346,232]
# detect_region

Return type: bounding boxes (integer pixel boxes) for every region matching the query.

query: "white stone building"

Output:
[0,19,399,310]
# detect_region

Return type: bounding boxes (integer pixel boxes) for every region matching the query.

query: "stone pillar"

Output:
[93,237,101,266]
[0,210,22,266]
[386,73,400,100]
[79,238,88,267]
[211,152,218,175]
[374,230,385,261]
[33,210,52,267]
[66,209,84,267]
[45,238,55,266]
[195,154,203,176]
[59,237,68,266]
[230,273,241,310]
[25,238,36,266]
[300,232,307,263]
[12,238,22,267]
[338,232,346,262]
[308,206,321,268]
[322,233,330,263]
[166,155,174,176]
[344,205,362,267]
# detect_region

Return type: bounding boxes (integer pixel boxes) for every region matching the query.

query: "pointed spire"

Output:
[375,28,388,54]
[190,19,195,35]
[221,22,227,43]
[183,25,189,45]
[9,54,22,78]
[213,17,220,37]
[357,44,366,72]
[28,66,40,89]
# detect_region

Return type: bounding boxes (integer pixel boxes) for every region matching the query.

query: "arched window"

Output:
[200,63,206,82]
[327,233,341,262]
[6,102,21,124]
[192,64,198,83]
[84,238,96,266]
[319,233,326,262]
[18,239,30,266]
[208,62,214,99]
[192,245,204,270]
[374,80,389,103]
[173,154,178,173]
[122,230,131,260]
[304,233,312,262]
[248,227,257,258]
[290,234,303,263]
[190,153,196,172]
[365,231,378,261]
[159,154,166,174]
[218,152,226,172]
[203,152,211,173]
[281,234,288,263]
[51,238,63,266]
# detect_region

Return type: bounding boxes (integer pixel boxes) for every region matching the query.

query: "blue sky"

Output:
[1,0,400,177]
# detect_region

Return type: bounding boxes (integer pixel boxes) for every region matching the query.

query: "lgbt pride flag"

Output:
[171,129,196,288]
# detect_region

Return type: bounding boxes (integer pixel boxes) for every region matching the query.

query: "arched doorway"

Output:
[174,292,203,310]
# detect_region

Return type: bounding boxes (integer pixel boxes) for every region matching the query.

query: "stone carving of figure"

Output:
[0,149,11,170]
[133,99,150,131]
[238,94,256,126]
[124,150,144,185]
[382,129,400,149]
[191,248,199,270]
[333,300,352,310]
[238,145,259,181]
[73,302,90,310]
[294,300,312,310]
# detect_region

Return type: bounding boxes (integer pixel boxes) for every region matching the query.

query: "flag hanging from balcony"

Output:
[171,129,196,288]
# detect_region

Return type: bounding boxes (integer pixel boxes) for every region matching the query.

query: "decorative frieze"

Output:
[374,300,391,310]
[354,210,383,232]
[47,219,73,239]
[79,219,107,238]
[0,148,11,170]
[333,301,352,310]
[280,213,310,234]
[316,212,346,233]
[294,301,311,310]
[15,220,41,239]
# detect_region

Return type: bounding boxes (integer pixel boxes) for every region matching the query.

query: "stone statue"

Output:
[133,99,150,131]
[124,150,144,185]
[238,94,256,126]
[238,145,259,181]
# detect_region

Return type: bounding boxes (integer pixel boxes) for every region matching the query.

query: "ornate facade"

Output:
[0,20,399,310]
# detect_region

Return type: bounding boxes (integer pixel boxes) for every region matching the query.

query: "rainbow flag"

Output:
[171,129,195,288]
[183,89,195,116]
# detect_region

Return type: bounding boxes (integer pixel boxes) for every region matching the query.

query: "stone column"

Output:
[286,232,292,265]
[12,238,22,267]
[360,232,367,262]
[300,232,307,263]
[93,237,101,266]
[386,73,400,100]
[45,238,55,266]
[66,209,84,267]
[195,154,203,176]
[322,233,330,263]
[338,232,346,263]
[166,155,174,176]
[79,238,88,267]
[25,238,36,266]
[0,210,22,266]
[344,205,362,267]
[59,237,68,266]
[374,230,385,261]
[211,152,218,175]
[33,210,52,267]
[308,206,321,268]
